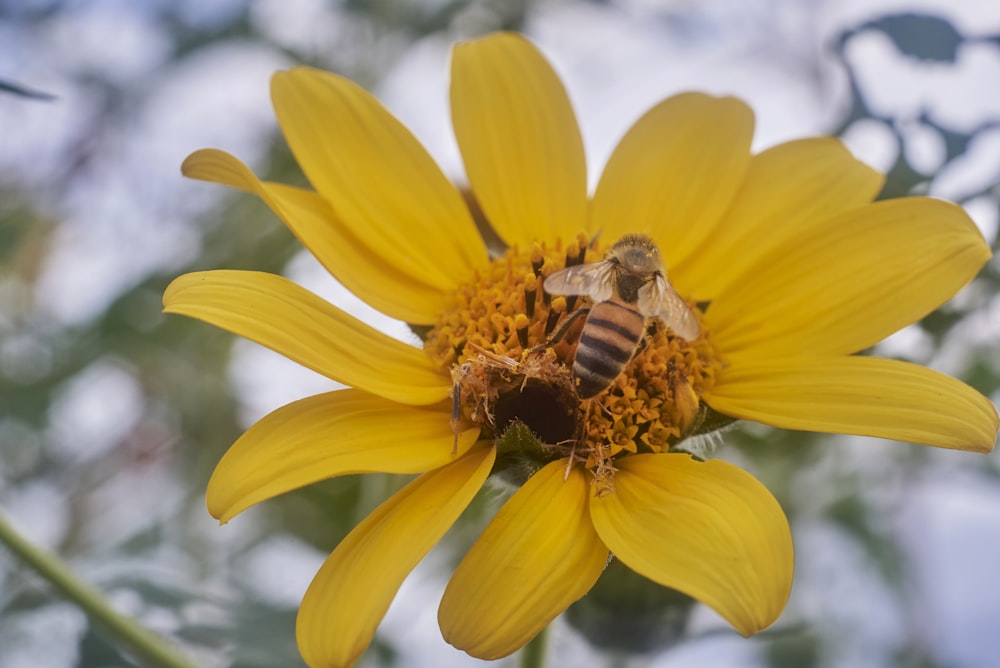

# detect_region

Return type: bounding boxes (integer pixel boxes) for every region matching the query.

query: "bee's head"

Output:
[607,233,663,277]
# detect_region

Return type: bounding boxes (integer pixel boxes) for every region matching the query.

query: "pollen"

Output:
[425,234,722,491]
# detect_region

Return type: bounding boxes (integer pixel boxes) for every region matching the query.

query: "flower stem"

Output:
[0,510,196,668]
[519,626,549,668]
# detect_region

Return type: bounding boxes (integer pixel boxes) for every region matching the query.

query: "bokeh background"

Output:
[2,1,999,666]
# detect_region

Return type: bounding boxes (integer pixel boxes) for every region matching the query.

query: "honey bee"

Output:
[543,233,699,398]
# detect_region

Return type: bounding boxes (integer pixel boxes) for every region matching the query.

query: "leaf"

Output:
[872,13,963,63]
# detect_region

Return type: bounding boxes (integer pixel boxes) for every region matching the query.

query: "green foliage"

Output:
[565,558,696,655]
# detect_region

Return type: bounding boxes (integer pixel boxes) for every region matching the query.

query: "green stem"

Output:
[519,626,549,668]
[0,510,196,668]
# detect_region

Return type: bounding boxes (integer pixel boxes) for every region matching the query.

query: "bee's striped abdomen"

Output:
[572,300,645,398]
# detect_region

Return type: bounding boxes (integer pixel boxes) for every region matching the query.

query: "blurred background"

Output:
[1,0,999,666]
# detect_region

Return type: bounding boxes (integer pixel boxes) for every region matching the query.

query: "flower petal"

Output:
[163,270,450,405]
[451,32,587,246]
[678,137,884,299]
[439,460,608,660]
[297,446,494,668]
[589,453,793,636]
[206,389,479,523]
[707,197,991,358]
[706,356,999,452]
[591,92,753,284]
[182,148,452,324]
[270,67,488,290]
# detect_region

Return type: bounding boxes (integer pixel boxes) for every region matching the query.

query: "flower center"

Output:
[425,234,722,492]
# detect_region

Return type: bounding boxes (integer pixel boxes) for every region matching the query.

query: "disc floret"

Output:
[425,234,721,489]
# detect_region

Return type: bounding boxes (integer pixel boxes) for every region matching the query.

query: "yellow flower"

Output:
[164,32,998,667]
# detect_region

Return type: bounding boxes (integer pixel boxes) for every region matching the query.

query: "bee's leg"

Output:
[545,306,589,339]
[523,307,590,356]
[543,306,590,346]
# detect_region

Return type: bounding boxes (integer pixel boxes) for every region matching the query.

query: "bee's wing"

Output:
[638,275,700,341]
[543,261,614,302]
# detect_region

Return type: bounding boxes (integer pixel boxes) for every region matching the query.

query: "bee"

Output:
[543,233,699,398]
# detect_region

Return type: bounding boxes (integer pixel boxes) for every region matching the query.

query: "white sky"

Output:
[1,1,999,667]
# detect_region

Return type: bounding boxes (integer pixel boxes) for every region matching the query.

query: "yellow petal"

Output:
[451,32,587,246]
[206,389,479,523]
[297,446,494,668]
[270,67,488,290]
[678,137,884,299]
[182,148,451,324]
[591,92,753,284]
[439,460,608,660]
[589,453,793,636]
[706,356,999,452]
[163,270,450,405]
[707,198,991,358]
